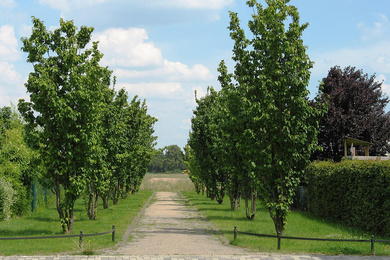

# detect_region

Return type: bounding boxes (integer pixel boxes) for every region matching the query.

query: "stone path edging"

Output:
[120,192,155,246]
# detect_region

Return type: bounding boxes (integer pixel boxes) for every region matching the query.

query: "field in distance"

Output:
[140,173,195,192]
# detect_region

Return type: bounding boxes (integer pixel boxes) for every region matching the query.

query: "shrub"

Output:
[0,177,17,221]
[305,160,390,236]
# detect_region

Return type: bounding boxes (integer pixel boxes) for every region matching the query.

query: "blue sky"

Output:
[1,0,390,149]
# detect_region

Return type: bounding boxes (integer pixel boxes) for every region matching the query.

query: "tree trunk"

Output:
[113,180,121,205]
[268,207,284,235]
[244,189,256,220]
[216,185,224,204]
[54,176,77,234]
[102,194,110,209]
[54,177,64,225]
[87,183,99,220]
[65,205,75,234]
[251,190,257,216]
[228,183,241,211]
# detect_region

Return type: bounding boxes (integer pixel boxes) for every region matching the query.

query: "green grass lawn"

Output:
[183,191,390,256]
[0,190,153,256]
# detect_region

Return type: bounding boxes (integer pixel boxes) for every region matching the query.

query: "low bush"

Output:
[0,177,17,220]
[305,160,390,236]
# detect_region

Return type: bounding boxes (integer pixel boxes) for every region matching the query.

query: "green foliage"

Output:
[99,89,157,208]
[224,0,326,232]
[187,0,325,232]
[312,66,390,161]
[19,17,114,233]
[305,160,390,236]
[0,106,39,219]
[183,145,205,194]
[19,17,157,228]
[148,145,187,173]
[188,88,227,204]
[0,177,17,221]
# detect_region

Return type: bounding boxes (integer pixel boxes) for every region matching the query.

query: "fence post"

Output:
[112,225,115,242]
[277,232,281,250]
[234,226,237,241]
[79,230,83,248]
[371,235,375,255]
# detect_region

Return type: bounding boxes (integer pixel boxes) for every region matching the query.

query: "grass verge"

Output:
[182,191,390,256]
[0,190,153,256]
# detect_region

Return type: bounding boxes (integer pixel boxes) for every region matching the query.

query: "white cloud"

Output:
[357,14,390,42]
[375,74,390,97]
[311,13,390,82]
[0,25,20,61]
[163,60,213,81]
[154,0,233,10]
[0,62,25,107]
[94,28,163,68]
[0,0,16,8]
[185,86,207,106]
[0,62,21,83]
[117,82,184,99]
[311,41,390,79]
[39,0,106,12]
[180,118,191,130]
[114,60,213,81]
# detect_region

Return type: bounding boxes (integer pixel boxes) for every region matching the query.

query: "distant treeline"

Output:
[148,145,187,173]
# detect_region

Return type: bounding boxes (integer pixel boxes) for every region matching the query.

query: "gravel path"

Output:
[105,191,250,255]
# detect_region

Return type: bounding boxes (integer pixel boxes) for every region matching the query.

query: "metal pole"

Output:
[234,226,237,241]
[79,230,83,248]
[371,235,375,255]
[277,232,281,250]
[112,225,115,242]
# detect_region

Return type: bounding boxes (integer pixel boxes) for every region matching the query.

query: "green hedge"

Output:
[305,160,390,236]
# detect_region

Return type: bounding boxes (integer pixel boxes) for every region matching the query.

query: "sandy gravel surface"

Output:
[105,191,250,255]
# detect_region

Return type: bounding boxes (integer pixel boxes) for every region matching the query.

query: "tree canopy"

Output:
[18,17,157,232]
[148,145,187,173]
[312,66,390,162]
[187,0,325,234]
[0,106,40,220]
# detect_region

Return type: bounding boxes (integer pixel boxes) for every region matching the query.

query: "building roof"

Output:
[345,136,373,146]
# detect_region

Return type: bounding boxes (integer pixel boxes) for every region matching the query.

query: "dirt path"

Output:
[105,191,250,255]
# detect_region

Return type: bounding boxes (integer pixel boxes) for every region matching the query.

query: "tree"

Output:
[0,106,39,220]
[183,145,205,195]
[218,60,257,216]
[108,94,157,205]
[163,145,187,173]
[85,87,114,220]
[120,97,157,196]
[221,0,325,233]
[148,145,187,173]
[189,88,227,204]
[312,66,390,161]
[19,17,113,233]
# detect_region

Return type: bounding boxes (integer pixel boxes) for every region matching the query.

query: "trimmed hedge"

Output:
[305,160,390,236]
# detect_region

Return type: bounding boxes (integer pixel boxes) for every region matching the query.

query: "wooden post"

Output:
[234,226,237,241]
[365,145,370,156]
[344,139,347,157]
[79,230,83,248]
[112,225,115,242]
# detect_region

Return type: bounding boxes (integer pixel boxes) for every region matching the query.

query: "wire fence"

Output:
[0,225,115,248]
[234,226,390,254]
